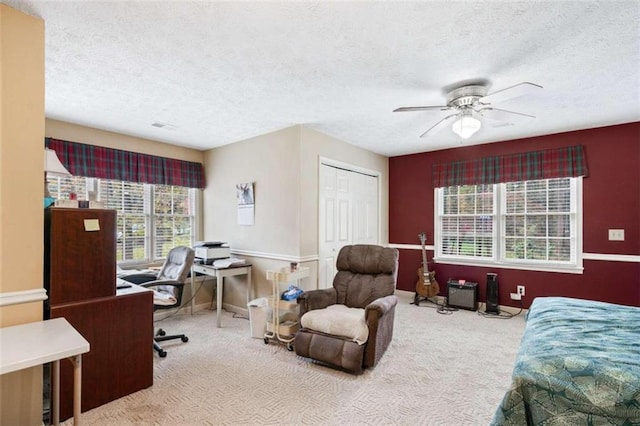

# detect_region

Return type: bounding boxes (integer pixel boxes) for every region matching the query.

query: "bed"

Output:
[491,297,640,425]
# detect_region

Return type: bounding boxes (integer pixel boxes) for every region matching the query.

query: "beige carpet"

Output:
[63,291,525,425]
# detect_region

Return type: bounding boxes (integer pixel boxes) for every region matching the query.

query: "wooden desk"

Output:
[50,290,153,421]
[0,318,89,426]
[43,208,152,422]
[191,263,252,328]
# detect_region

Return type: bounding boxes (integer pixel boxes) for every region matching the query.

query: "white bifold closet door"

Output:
[318,163,378,289]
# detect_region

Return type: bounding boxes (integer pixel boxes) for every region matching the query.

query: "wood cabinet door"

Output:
[45,208,116,305]
[50,292,153,421]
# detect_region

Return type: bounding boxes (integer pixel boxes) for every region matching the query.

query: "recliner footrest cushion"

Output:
[294,329,365,374]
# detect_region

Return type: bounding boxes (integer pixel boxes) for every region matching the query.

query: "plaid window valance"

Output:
[46,138,205,189]
[432,145,588,188]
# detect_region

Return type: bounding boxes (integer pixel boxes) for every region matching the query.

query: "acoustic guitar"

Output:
[415,232,439,300]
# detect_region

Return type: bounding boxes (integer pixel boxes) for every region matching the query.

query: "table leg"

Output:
[209,281,216,311]
[216,271,223,328]
[70,355,82,425]
[190,267,195,315]
[247,267,253,305]
[52,359,60,426]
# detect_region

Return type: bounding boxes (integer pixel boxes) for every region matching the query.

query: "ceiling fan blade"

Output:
[480,82,542,105]
[393,105,451,112]
[478,107,535,124]
[420,113,459,138]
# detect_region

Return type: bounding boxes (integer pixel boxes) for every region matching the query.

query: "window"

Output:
[153,185,194,259]
[435,177,582,273]
[100,180,147,263]
[440,184,495,259]
[47,176,198,264]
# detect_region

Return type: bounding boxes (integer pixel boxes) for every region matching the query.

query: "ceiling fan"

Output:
[394,82,543,139]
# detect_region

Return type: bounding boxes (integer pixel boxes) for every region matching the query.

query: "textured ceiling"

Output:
[5,0,640,156]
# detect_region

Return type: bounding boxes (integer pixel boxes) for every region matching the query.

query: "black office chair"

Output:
[122,246,195,357]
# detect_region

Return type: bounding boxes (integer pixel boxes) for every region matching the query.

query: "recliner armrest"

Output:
[297,288,338,318]
[365,295,398,320]
[362,294,398,369]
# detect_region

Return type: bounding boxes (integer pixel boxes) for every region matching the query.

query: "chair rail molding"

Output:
[230,248,318,263]
[0,288,48,307]
[389,244,640,263]
[388,243,435,251]
[582,253,640,262]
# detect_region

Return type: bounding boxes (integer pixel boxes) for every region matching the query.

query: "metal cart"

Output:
[264,267,309,350]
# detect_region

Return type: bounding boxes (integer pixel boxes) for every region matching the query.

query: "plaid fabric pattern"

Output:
[432,145,588,188]
[46,138,205,188]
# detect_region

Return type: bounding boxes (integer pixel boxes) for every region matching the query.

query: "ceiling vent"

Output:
[151,122,177,131]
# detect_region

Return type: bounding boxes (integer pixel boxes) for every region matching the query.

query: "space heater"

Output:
[485,273,500,314]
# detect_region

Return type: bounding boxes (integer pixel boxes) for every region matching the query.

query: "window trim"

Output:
[433,177,584,274]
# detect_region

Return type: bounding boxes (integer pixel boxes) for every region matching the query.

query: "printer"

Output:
[194,241,231,264]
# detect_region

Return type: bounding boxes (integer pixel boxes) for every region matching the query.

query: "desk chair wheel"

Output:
[286,342,294,351]
[158,349,167,358]
[156,329,166,337]
[181,336,189,343]
[264,337,269,344]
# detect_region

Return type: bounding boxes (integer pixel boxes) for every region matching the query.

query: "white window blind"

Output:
[502,178,575,263]
[439,184,494,259]
[435,177,582,273]
[153,185,194,259]
[100,180,148,262]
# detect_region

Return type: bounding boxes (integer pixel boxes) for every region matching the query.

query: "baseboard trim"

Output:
[396,290,527,316]
[152,302,249,321]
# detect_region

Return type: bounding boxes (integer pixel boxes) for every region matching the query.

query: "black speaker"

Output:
[447,280,478,311]
[486,273,500,314]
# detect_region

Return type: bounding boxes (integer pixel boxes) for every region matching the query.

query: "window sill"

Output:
[433,257,584,274]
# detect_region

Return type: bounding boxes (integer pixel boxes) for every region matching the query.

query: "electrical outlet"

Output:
[517,285,525,296]
[608,229,625,241]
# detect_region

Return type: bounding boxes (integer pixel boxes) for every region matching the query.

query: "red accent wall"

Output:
[389,122,640,307]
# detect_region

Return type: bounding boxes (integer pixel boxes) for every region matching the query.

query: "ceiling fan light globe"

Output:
[452,115,481,139]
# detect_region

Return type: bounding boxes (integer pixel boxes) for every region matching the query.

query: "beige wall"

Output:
[46,118,204,163]
[298,126,389,257]
[202,126,301,304]
[203,126,300,255]
[0,4,45,423]
[202,125,388,308]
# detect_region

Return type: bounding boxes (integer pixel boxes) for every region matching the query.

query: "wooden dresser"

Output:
[44,208,153,421]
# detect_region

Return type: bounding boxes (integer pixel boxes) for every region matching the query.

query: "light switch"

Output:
[608,229,625,241]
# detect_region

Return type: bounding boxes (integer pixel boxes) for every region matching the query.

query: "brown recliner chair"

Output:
[294,244,399,374]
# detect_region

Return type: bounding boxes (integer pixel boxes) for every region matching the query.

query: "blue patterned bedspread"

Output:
[491,297,640,425]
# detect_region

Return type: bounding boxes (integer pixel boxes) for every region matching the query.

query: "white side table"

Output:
[0,318,90,425]
[191,263,252,328]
